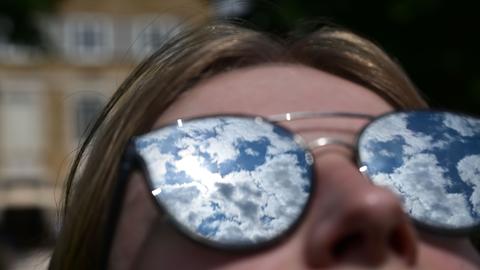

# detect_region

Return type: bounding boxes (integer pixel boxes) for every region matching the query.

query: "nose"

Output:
[304,153,418,268]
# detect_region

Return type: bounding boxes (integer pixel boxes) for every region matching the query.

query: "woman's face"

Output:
[109,64,480,269]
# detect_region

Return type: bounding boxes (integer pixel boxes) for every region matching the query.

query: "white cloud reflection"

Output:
[135,117,311,245]
[457,155,480,214]
[359,112,480,229]
[372,153,474,228]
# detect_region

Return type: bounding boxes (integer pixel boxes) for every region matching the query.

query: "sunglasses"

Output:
[106,109,480,255]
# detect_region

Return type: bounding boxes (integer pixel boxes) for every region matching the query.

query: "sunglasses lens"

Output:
[134,116,313,248]
[358,111,480,232]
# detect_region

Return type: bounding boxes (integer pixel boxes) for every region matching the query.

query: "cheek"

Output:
[135,219,305,270]
[109,172,159,270]
[418,242,480,270]
[135,219,243,270]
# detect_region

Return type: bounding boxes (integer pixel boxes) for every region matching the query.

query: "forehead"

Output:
[154,64,393,128]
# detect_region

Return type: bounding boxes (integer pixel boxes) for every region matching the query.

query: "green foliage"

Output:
[0,0,60,45]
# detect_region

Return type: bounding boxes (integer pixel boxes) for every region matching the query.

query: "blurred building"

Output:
[0,0,212,259]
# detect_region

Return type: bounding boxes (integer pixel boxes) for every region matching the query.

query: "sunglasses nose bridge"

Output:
[307,137,356,152]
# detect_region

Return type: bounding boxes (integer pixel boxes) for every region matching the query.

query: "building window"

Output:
[64,15,113,63]
[0,90,45,152]
[131,15,182,60]
[0,86,47,179]
[74,96,104,139]
[140,25,166,53]
[74,23,102,53]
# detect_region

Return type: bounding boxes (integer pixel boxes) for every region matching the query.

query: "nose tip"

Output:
[304,155,418,268]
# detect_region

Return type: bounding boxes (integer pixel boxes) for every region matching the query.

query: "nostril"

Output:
[330,230,386,266]
[390,226,405,255]
[389,222,418,265]
[332,231,364,260]
[325,213,416,266]
[304,213,418,268]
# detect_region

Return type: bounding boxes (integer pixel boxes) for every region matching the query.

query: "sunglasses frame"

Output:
[101,109,480,268]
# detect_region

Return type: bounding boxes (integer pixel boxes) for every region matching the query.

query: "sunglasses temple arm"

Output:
[101,143,138,269]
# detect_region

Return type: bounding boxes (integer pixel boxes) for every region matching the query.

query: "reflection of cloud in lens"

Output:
[359,111,480,229]
[372,153,474,228]
[458,155,480,213]
[140,144,175,182]
[135,117,311,245]
[360,114,434,164]
[443,114,480,137]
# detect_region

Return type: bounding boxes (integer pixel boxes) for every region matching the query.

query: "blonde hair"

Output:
[49,22,427,270]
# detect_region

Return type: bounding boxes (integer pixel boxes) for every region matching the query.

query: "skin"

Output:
[109,64,480,269]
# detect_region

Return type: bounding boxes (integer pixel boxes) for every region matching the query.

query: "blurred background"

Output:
[0,0,479,269]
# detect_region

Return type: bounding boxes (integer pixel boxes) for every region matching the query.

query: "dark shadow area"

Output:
[0,208,54,269]
[239,0,480,115]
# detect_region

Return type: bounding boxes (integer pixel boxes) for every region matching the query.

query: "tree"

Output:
[0,0,60,46]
